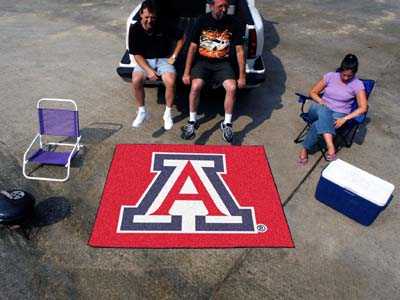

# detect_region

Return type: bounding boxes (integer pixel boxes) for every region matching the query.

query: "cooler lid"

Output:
[322,159,395,206]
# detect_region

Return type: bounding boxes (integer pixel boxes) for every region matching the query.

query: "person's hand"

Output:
[182,74,191,85]
[335,117,347,128]
[147,69,159,81]
[167,54,177,65]
[237,77,246,89]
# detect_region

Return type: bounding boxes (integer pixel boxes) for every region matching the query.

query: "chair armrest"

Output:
[295,93,311,104]
[23,134,40,162]
[295,92,312,114]
[65,136,82,167]
[354,114,367,124]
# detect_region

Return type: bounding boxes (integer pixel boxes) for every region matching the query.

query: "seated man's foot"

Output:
[220,122,233,143]
[181,121,198,140]
[163,114,173,130]
[132,110,149,128]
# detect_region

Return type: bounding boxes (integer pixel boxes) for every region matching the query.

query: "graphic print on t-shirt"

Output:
[199,29,232,59]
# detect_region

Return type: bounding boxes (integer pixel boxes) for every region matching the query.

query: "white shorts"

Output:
[133,58,176,76]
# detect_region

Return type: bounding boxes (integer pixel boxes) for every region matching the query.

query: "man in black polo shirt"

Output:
[181,0,245,143]
[129,1,184,130]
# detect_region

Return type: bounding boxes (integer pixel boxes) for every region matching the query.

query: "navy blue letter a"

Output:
[118,153,256,233]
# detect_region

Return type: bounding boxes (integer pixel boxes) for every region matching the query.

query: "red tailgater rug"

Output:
[89,144,294,248]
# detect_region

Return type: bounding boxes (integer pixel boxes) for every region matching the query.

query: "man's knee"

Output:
[190,79,204,94]
[223,80,237,93]
[162,73,176,88]
[132,73,145,89]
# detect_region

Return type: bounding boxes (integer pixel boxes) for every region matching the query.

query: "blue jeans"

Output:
[302,103,346,150]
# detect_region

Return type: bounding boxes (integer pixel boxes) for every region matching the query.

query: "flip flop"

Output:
[297,156,308,166]
[326,153,337,161]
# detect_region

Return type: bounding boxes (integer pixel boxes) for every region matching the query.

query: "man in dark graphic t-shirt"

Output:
[129,0,184,130]
[181,0,245,143]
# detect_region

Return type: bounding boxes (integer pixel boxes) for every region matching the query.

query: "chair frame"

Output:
[294,79,375,160]
[23,98,82,182]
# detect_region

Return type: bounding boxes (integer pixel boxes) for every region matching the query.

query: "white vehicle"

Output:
[117,0,265,88]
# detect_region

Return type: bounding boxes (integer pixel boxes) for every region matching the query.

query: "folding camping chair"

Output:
[293,79,375,160]
[23,98,82,182]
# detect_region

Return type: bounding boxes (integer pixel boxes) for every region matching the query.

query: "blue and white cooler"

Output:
[315,159,395,226]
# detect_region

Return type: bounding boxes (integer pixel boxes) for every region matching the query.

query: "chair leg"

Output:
[344,125,359,147]
[319,140,345,161]
[337,125,359,148]
[294,124,310,143]
[317,137,342,161]
[23,161,71,182]
[316,139,328,161]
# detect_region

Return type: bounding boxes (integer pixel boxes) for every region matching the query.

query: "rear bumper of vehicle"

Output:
[117,50,266,88]
[116,51,135,82]
[245,56,266,88]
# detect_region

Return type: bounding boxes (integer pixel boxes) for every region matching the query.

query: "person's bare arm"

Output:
[335,89,368,128]
[182,42,198,85]
[309,78,327,105]
[235,45,246,88]
[134,54,158,81]
[168,36,186,65]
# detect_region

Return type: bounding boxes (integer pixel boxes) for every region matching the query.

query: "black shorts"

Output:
[191,60,236,86]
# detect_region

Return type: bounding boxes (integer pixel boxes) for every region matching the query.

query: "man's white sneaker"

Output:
[132,111,148,128]
[163,114,173,130]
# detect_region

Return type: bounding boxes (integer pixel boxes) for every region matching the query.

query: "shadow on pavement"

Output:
[80,122,123,145]
[232,18,286,145]
[32,197,72,228]
[72,122,123,167]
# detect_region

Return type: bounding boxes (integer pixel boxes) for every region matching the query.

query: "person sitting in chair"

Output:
[181,0,246,143]
[298,54,368,164]
[130,0,184,130]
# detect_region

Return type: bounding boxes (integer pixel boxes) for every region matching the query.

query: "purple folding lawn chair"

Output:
[23,98,82,182]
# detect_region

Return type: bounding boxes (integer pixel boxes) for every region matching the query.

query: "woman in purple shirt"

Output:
[298,54,368,164]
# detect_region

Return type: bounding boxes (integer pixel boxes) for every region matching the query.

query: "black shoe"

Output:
[181,121,198,140]
[220,122,233,143]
